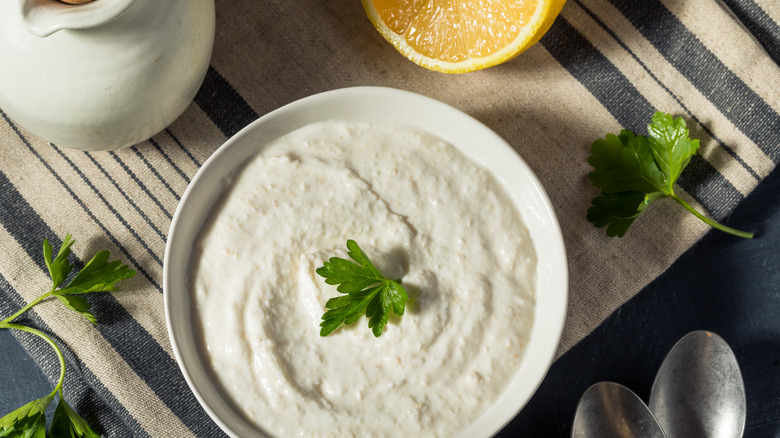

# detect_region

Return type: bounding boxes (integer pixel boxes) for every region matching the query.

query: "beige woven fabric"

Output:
[1,0,778,436]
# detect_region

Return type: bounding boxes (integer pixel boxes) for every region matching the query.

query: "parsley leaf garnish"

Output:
[0,394,53,438]
[50,242,135,324]
[316,240,408,337]
[587,111,754,239]
[0,234,134,437]
[49,395,100,438]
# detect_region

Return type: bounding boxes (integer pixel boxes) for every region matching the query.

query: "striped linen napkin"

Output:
[1,0,778,436]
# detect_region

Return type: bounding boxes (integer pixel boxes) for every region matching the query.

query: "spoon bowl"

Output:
[572,381,666,438]
[649,330,746,438]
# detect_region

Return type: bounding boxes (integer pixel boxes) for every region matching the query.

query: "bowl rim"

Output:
[163,86,568,438]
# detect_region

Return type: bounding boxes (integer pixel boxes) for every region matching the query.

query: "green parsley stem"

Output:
[0,290,57,325]
[671,195,754,239]
[0,322,67,396]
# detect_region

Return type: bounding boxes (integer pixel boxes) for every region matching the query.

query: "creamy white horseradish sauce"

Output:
[191,121,537,438]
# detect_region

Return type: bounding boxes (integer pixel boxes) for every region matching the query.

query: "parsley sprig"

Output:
[0,234,135,437]
[316,240,408,337]
[587,111,754,239]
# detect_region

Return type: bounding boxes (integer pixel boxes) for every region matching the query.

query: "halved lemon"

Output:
[362,0,566,73]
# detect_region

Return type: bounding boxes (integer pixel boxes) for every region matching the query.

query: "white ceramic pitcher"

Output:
[0,0,215,151]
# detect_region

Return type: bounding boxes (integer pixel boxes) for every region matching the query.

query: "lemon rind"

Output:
[362,0,566,74]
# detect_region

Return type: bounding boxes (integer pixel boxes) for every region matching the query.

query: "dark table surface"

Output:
[2,167,779,435]
[504,165,780,436]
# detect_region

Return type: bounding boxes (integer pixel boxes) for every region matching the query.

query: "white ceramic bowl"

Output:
[164,86,568,438]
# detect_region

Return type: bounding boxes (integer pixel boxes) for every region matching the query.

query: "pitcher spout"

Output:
[21,0,137,37]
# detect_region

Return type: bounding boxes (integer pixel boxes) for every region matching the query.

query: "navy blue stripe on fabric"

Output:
[51,147,164,267]
[607,0,780,163]
[677,157,747,222]
[81,153,167,242]
[721,0,780,66]
[194,66,258,138]
[148,138,191,184]
[125,147,180,202]
[0,111,160,293]
[108,151,174,220]
[540,17,743,221]
[0,170,225,437]
[572,0,760,182]
[0,273,145,438]
[165,128,203,168]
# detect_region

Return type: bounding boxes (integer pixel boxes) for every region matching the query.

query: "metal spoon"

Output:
[572,381,666,438]
[649,330,746,438]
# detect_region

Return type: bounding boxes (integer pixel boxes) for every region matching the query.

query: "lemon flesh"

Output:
[363,0,567,73]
